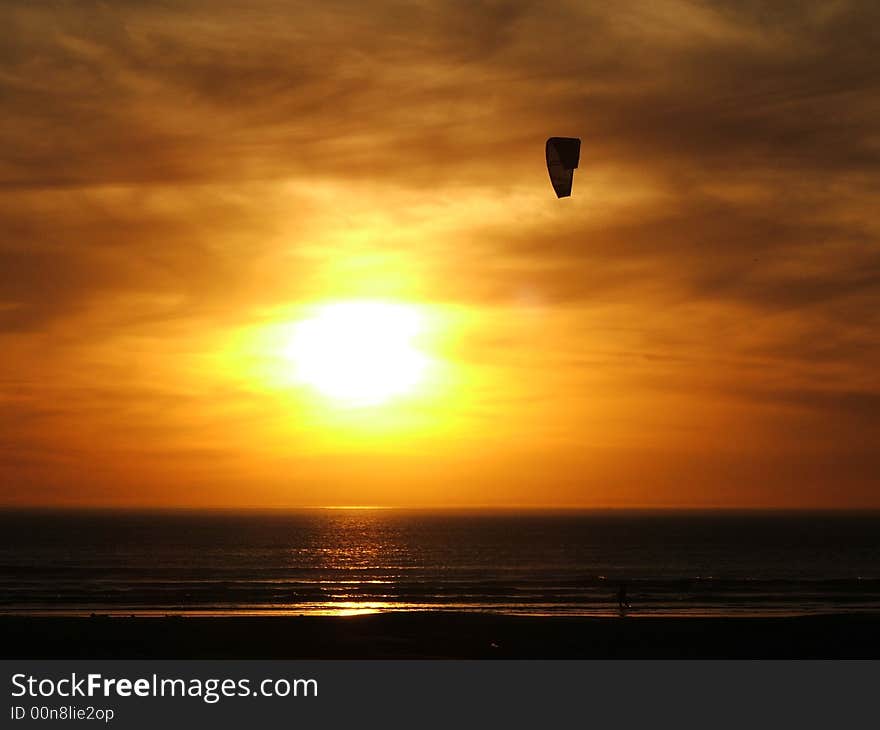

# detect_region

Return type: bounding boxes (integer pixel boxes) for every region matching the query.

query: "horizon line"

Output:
[3,504,880,513]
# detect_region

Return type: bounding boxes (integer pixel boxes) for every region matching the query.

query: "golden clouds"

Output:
[0,1,878,507]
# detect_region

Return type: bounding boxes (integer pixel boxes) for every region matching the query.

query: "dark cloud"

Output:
[2,1,878,190]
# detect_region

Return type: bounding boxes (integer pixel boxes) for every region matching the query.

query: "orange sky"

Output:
[1,0,878,509]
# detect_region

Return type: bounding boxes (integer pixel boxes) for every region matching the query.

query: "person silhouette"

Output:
[617,583,630,614]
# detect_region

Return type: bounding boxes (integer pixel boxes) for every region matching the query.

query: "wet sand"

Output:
[4,612,880,658]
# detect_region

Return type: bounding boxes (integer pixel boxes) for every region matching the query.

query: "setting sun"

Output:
[283,301,429,407]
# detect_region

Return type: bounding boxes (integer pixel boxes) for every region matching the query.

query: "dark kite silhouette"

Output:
[546,137,581,198]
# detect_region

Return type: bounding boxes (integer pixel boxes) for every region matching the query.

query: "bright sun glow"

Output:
[284,301,429,407]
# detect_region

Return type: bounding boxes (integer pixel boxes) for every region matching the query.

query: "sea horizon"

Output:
[4,508,880,619]
[5,505,880,514]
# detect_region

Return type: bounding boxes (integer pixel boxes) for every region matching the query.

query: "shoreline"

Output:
[4,612,880,659]
[2,607,878,618]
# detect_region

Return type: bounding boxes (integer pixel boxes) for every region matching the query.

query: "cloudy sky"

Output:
[1,0,878,508]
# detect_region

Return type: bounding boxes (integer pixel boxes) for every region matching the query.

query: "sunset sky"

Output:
[1,0,878,509]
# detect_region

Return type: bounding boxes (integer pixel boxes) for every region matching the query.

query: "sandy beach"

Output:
[4,612,880,659]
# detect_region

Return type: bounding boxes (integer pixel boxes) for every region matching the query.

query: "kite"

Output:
[546,137,581,198]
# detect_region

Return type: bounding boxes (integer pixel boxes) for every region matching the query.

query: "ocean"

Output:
[2,509,880,617]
